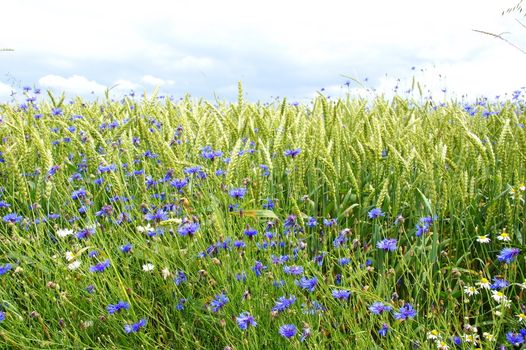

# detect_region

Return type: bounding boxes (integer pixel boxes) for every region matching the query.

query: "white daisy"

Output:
[68,260,81,270]
[476,235,490,243]
[497,231,511,242]
[161,267,171,279]
[476,277,491,289]
[142,263,155,272]
[57,228,74,238]
[463,286,479,296]
[65,251,75,262]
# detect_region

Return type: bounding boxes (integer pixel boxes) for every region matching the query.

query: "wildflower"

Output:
[210,293,229,312]
[65,251,75,261]
[229,187,247,199]
[393,303,417,321]
[137,224,154,234]
[427,329,441,340]
[252,261,267,277]
[497,231,511,241]
[0,311,4,322]
[491,290,510,305]
[124,319,147,334]
[142,263,155,272]
[284,149,301,158]
[107,301,130,314]
[0,263,13,276]
[476,235,490,243]
[506,332,524,347]
[145,209,168,223]
[57,228,74,238]
[332,289,351,300]
[476,277,491,289]
[497,247,520,264]
[300,324,311,341]
[279,324,297,338]
[518,313,526,322]
[296,276,318,292]
[89,259,110,273]
[272,295,296,312]
[338,257,351,266]
[463,286,479,297]
[435,340,449,350]
[244,227,257,238]
[2,213,22,224]
[378,323,389,337]
[71,188,87,200]
[67,260,81,270]
[376,238,397,251]
[177,222,200,236]
[301,301,326,315]
[490,276,509,290]
[283,265,304,275]
[236,312,256,331]
[161,268,171,279]
[368,208,384,219]
[120,243,133,253]
[462,333,479,344]
[174,271,187,285]
[482,332,496,341]
[368,302,393,315]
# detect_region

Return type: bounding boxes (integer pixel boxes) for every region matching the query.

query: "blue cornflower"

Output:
[0,263,12,276]
[332,289,351,300]
[210,293,229,312]
[71,188,87,200]
[301,301,326,315]
[51,107,63,116]
[2,213,22,224]
[451,336,462,346]
[296,276,318,292]
[88,250,99,258]
[170,178,188,192]
[490,277,509,290]
[284,149,301,158]
[323,218,337,227]
[236,312,257,331]
[120,243,133,253]
[368,302,393,315]
[174,271,187,285]
[244,227,257,238]
[0,201,10,208]
[76,226,95,240]
[283,265,304,275]
[506,331,525,347]
[368,208,384,219]
[497,247,520,264]
[415,223,429,237]
[279,324,297,338]
[177,222,200,236]
[229,187,247,199]
[89,259,110,273]
[376,238,398,251]
[306,217,317,227]
[233,240,246,248]
[107,301,130,314]
[378,323,389,337]
[338,258,351,266]
[47,165,60,176]
[0,311,4,322]
[145,209,168,223]
[98,164,116,173]
[393,303,417,321]
[124,319,147,334]
[272,295,296,312]
[252,260,267,277]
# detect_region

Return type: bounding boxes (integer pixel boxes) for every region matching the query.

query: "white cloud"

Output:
[0,82,13,99]
[141,75,174,86]
[38,75,106,94]
[113,79,142,91]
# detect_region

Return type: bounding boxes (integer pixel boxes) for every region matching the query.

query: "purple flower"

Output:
[210,293,229,312]
[71,188,87,200]
[252,260,267,277]
[284,149,301,158]
[177,222,200,236]
[497,247,520,264]
[368,302,393,315]
[229,187,247,199]
[124,318,147,334]
[272,295,296,312]
[368,208,384,219]
[120,243,133,253]
[283,265,304,275]
[145,209,168,223]
[236,312,257,331]
[0,263,12,276]
[51,107,63,116]
[279,324,297,338]
[296,276,318,292]
[244,227,257,238]
[393,303,417,321]
[378,323,389,337]
[89,259,110,273]
[2,213,22,224]
[174,271,187,285]
[107,301,130,314]
[490,277,509,290]
[376,238,398,251]
[506,331,525,347]
[332,289,351,300]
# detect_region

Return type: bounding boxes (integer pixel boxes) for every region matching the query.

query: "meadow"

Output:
[0,84,525,349]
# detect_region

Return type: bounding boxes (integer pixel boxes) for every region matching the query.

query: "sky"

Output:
[0,0,525,103]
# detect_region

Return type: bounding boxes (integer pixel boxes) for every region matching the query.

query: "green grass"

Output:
[0,86,525,349]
